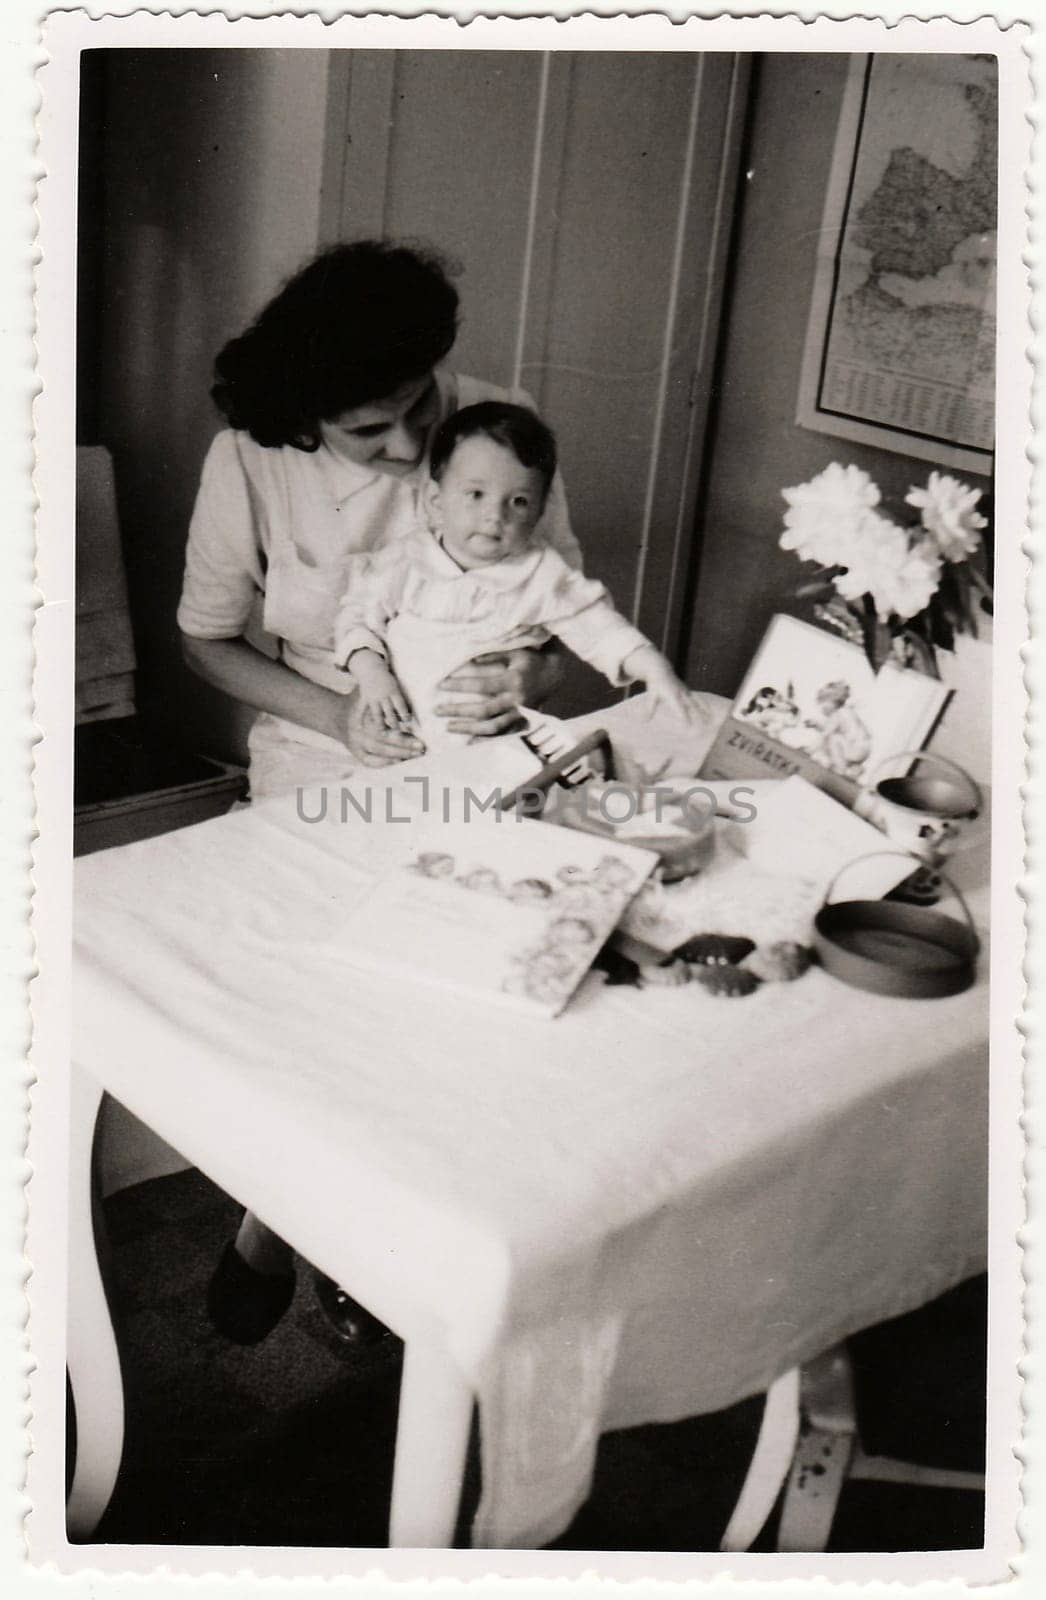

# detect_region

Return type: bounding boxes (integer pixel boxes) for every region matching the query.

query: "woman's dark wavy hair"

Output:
[211,240,460,450]
[429,402,557,497]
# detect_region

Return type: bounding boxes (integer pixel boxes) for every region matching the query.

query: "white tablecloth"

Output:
[73,697,989,1547]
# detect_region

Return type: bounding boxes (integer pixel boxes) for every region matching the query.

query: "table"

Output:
[67,697,989,1549]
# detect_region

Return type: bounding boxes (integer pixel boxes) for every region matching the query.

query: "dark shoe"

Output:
[207,1242,296,1345]
[313,1273,396,1350]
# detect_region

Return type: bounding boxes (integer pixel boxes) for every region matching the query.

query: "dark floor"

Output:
[77,1169,987,1552]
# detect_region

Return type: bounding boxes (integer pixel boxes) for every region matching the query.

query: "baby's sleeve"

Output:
[540,558,655,686]
[332,547,408,668]
[177,431,267,639]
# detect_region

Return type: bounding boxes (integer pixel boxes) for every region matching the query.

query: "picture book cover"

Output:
[339,813,659,1017]
[699,613,953,804]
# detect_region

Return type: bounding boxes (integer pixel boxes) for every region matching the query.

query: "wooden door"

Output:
[321,49,748,708]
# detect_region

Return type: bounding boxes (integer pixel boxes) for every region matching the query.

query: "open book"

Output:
[339,812,658,1017]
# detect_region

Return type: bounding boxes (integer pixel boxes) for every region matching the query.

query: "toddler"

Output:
[334,402,699,752]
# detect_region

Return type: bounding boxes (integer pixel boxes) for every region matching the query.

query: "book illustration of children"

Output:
[412,850,456,878]
[738,684,803,742]
[503,917,598,1008]
[547,915,599,949]
[590,856,636,894]
[507,878,554,901]
[542,865,601,920]
[503,944,578,1008]
[804,680,873,778]
[554,858,630,891]
[333,402,703,753]
[458,865,503,895]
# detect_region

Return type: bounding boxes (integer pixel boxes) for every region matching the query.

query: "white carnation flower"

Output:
[905,471,987,562]
[780,462,880,568]
[832,512,942,622]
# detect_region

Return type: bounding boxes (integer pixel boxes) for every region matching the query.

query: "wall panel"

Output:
[324,48,744,713]
[383,51,543,388]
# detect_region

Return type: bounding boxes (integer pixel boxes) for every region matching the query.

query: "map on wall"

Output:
[797,53,996,474]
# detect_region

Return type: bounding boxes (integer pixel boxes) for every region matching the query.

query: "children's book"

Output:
[699,613,952,805]
[338,813,658,1017]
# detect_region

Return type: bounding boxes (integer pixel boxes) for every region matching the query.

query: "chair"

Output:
[76,445,137,724]
[721,1342,985,1552]
[74,444,246,858]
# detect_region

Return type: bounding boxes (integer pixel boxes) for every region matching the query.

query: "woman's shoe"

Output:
[207,1242,296,1345]
[313,1273,397,1350]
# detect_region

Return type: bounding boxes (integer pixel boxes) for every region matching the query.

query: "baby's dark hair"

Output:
[428,401,557,496]
[211,240,459,451]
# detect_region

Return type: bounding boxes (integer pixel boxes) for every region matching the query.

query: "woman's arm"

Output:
[181,633,423,765]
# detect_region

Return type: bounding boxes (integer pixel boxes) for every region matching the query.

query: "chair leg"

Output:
[776,1345,857,1553]
[66,1067,125,1539]
[849,1452,985,1494]
[720,1367,801,1551]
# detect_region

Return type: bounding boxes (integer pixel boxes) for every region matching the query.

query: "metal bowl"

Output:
[813,897,978,998]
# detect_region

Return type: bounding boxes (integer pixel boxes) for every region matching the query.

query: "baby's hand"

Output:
[626,646,703,725]
[350,650,414,733]
[649,674,703,725]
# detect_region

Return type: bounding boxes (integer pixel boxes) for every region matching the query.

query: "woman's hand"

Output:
[180,633,423,768]
[435,645,565,738]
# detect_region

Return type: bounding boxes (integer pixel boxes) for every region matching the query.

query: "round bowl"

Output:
[813,897,978,998]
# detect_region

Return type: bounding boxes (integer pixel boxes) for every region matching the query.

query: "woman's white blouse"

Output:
[177,371,581,694]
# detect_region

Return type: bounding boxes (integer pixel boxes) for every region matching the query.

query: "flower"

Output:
[780,463,880,568]
[831,511,942,621]
[780,460,990,675]
[905,471,987,562]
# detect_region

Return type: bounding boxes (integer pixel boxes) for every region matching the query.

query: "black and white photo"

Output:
[26,8,1029,1584]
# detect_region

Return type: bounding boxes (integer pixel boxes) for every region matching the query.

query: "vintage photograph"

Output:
[28,10,1027,1580]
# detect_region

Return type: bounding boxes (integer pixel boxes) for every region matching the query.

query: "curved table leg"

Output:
[719,1367,800,1552]
[66,1068,125,1539]
[388,1335,474,1548]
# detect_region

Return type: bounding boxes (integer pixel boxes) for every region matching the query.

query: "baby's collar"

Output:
[425,524,544,587]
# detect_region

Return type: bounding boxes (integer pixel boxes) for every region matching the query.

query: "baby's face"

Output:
[429,435,546,570]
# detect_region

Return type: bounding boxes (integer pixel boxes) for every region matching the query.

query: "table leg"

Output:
[65,1069,125,1539]
[388,1335,474,1548]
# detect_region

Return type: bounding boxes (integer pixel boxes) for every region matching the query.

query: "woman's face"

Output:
[320,374,439,475]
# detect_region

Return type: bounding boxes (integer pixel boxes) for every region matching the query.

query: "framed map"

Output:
[797,54,996,474]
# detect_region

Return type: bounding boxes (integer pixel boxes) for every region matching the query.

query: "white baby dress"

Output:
[334,529,653,752]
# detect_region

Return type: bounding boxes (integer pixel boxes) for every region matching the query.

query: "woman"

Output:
[179,238,578,799]
[178,240,579,1347]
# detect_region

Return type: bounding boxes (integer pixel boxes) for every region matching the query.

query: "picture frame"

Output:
[796,53,996,476]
